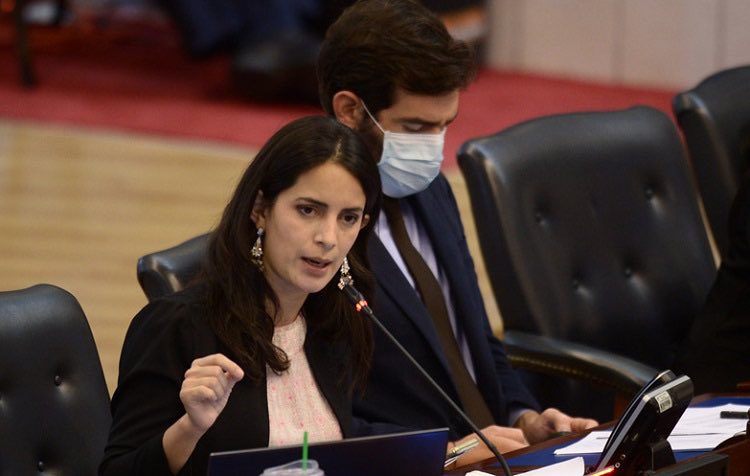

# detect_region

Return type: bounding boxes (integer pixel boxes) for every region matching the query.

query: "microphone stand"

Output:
[339,280,513,476]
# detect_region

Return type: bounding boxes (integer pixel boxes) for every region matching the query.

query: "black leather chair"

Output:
[0,284,111,476]
[458,106,717,421]
[673,65,750,260]
[136,233,210,301]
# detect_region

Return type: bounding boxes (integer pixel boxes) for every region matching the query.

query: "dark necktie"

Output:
[381,197,495,428]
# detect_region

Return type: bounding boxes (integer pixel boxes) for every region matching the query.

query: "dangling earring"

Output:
[251,228,264,271]
[337,256,352,289]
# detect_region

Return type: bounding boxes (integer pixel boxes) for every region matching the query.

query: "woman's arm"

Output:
[162,354,244,473]
[100,295,238,476]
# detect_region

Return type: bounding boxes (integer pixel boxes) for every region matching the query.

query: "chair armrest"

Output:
[503,330,660,398]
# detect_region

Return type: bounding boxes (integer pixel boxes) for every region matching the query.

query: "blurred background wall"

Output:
[486,0,750,90]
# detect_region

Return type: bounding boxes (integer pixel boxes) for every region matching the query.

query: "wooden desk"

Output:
[445,436,750,475]
[443,431,582,475]
[445,394,750,475]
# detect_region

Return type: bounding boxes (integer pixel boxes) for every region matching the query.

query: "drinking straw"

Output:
[302,431,309,471]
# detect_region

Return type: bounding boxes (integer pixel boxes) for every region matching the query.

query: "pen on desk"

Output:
[719,411,749,419]
[446,438,479,458]
[444,438,479,469]
[548,431,573,440]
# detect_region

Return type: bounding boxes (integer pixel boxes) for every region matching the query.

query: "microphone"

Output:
[339,279,513,476]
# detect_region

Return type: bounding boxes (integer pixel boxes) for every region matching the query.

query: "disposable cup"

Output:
[260,459,324,475]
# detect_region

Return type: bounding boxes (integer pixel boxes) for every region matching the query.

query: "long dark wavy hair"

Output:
[200,115,381,390]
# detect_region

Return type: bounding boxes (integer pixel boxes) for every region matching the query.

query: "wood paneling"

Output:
[0,120,250,393]
[487,0,750,89]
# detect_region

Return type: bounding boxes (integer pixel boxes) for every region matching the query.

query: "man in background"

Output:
[317,0,597,465]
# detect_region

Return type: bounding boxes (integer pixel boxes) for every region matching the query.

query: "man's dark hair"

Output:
[317,0,477,116]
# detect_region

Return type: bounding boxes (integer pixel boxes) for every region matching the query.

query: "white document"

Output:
[554,403,749,456]
[670,403,748,436]
[465,456,584,476]
[554,431,611,455]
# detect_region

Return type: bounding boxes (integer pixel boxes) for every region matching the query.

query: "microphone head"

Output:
[338,279,371,314]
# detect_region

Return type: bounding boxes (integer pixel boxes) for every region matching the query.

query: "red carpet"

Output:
[0,13,677,170]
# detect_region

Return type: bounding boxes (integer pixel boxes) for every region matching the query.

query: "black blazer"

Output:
[100,285,353,476]
[676,173,750,393]
[354,174,538,440]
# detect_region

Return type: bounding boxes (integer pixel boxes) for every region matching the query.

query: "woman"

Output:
[100,116,382,475]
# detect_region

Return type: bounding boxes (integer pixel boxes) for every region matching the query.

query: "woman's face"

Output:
[254,161,369,307]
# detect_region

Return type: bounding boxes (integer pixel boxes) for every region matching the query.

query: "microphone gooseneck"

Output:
[339,279,513,476]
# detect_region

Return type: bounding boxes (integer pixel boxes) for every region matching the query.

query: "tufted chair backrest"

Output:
[673,65,750,260]
[0,284,111,476]
[458,106,716,371]
[136,233,210,301]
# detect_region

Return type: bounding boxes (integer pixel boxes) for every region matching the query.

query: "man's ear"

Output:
[251,191,266,228]
[332,90,364,129]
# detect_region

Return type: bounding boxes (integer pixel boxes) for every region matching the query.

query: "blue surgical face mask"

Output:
[362,102,446,198]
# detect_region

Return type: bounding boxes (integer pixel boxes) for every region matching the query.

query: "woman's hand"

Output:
[163,354,244,474]
[179,354,245,432]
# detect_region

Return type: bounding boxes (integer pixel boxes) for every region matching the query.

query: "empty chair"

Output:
[136,233,210,301]
[673,65,750,260]
[0,283,111,476]
[458,106,717,421]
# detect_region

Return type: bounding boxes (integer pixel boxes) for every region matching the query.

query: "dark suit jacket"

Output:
[354,174,538,440]
[676,173,750,393]
[100,284,353,476]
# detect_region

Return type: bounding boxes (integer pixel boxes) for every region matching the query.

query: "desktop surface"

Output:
[507,396,750,469]
[444,395,750,475]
